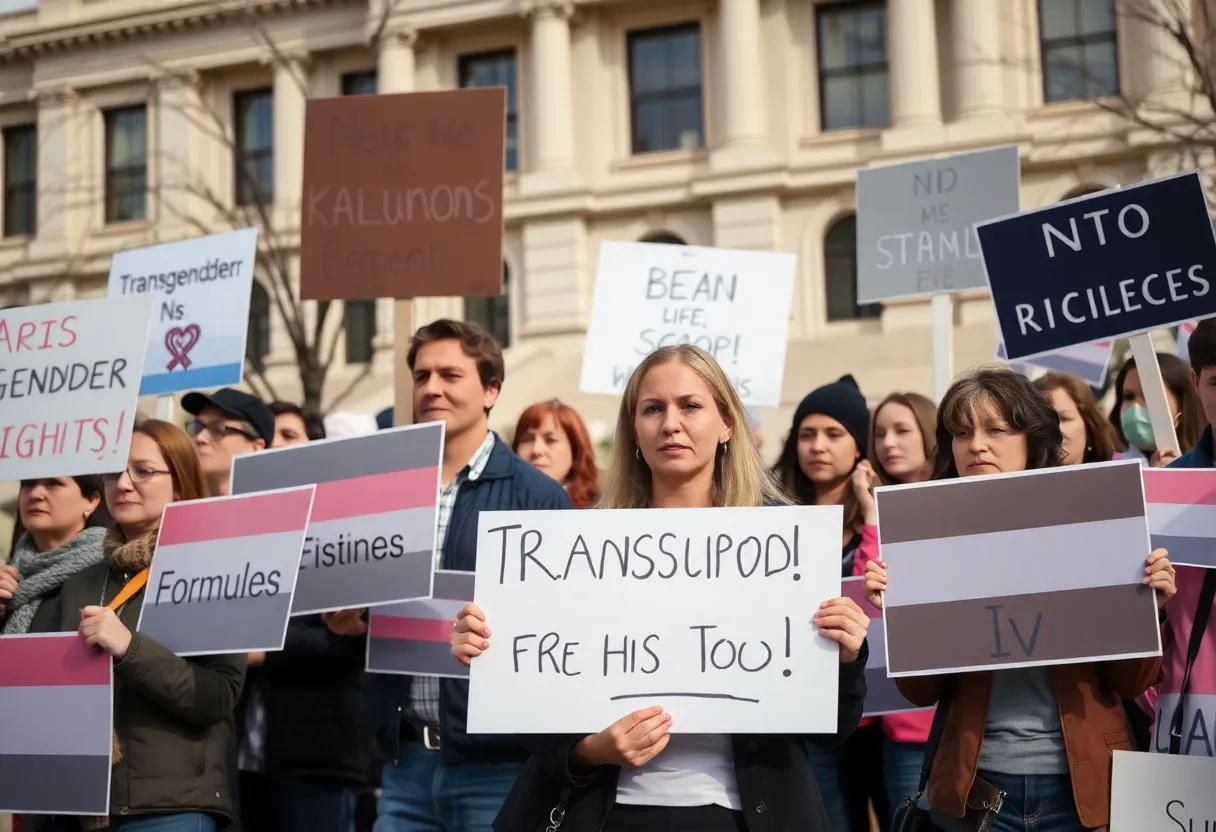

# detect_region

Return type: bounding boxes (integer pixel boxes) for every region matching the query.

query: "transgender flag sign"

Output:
[0,634,112,814]
[1143,468,1216,568]
[367,570,474,677]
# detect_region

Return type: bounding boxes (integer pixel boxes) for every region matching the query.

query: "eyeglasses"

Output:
[102,464,170,485]
[186,419,258,442]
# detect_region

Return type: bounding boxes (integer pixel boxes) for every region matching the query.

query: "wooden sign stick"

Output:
[394,299,415,428]
[1128,332,1180,455]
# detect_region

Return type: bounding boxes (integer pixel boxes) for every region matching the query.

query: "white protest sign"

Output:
[578,242,796,407]
[467,505,844,734]
[106,227,258,397]
[1110,749,1216,831]
[0,295,153,481]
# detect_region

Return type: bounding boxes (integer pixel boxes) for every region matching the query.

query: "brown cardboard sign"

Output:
[299,87,506,301]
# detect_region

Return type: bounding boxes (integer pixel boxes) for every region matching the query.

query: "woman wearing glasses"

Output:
[26,420,246,832]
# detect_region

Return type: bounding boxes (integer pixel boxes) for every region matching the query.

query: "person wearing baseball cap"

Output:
[181,387,275,498]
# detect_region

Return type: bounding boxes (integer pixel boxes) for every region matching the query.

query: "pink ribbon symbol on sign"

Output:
[165,324,201,371]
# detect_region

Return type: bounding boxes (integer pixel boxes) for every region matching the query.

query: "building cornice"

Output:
[0,0,360,61]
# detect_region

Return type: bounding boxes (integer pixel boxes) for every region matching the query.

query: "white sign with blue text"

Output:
[579,241,795,407]
[107,228,259,397]
[978,172,1216,362]
[856,145,1020,303]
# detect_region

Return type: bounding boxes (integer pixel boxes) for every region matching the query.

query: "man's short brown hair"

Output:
[407,318,506,391]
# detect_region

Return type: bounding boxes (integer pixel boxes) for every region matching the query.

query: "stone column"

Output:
[271,51,308,211]
[527,0,575,173]
[718,0,765,147]
[953,0,1003,119]
[30,86,79,258]
[1144,0,1191,94]
[377,26,417,94]
[887,0,941,127]
[156,70,202,226]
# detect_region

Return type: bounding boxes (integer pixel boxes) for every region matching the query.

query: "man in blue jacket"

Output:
[325,319,572,832]
[1173,319,1216,469]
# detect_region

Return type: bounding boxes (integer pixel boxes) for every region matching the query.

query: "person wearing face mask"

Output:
[1034,374,1119,466]
[1108,353,1203,467]
[512,399,601,509]
[1,476,111,635]
[773,375,878,832]
[864,369,1175,832]
[850,392,936,824]
[452,345,870,832]
[25,420,244,832]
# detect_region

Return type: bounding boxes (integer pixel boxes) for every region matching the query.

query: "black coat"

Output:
[492,640,869,832]
[258,613,374,783]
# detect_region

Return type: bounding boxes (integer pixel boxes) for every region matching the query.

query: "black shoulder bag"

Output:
[891,684,1006,832]
[1166,570,1216,754]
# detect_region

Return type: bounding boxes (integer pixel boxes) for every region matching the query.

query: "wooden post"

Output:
[393,299,416,427]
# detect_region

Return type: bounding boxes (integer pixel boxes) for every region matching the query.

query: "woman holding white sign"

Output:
[453,345,871,832]
[863,368,1175,832]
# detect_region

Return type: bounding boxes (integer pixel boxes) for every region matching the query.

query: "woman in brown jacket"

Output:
[863,369,1175,832]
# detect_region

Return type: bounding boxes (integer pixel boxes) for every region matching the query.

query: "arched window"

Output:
[465,262,511,348]
[642,232,687,245]
[247,281,271,364]
[824,215,881,322]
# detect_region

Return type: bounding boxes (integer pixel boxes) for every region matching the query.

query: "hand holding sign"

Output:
[812,597,870,663]
[572,706,673,771]
[79,605,132,659]
[1144,548,1177,607]
[0,565,18,615]
[863,560,887,610]
[451,602,490,665]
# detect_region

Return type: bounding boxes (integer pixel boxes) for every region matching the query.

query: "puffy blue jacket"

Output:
[371,435,574,765]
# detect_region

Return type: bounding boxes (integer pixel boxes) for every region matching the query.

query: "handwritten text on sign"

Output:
[856,145,1020,303]
[1109,750,1216,832]
[578,242,796,407]
[0,295,153,481]
[978,171,1216,361]
[299,88,506,301]
[107,228,257,397]
[466,505,843,734]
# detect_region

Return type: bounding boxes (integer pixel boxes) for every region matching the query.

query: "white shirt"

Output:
[615,734,742,810]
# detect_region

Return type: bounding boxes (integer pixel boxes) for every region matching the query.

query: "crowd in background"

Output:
[1,315,1213,831]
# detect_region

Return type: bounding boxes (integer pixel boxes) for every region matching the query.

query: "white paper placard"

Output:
[1110,749,1216,831]
[0,295,153,481]
[107,227,258,397]
[467,505,844,734]
[578,241,796,407]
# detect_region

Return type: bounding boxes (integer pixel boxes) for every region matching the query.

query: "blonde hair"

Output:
[598,345,789,509]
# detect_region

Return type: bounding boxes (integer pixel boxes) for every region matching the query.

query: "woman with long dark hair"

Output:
[865,368,1175,832]
[512,399,600,509]
[1108,353,1204,466]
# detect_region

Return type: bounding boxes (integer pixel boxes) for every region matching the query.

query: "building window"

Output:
[344,300,377,364]
[104,106,148,224]
[341,70,377,96]
[466,263,511,348]
[459,50,518,171]
[1039,0,1119,102]
[824,215,882,322]
[627,24,704,154]
[247,281,271,364]
[816,1,889,131]
[234,88,274,206]
[3,125,36,237]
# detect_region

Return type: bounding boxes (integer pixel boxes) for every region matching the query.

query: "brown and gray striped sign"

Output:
[875,460,1161,677]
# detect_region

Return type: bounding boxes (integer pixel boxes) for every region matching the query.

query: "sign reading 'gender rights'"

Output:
[0,295,152,481]
[579,242,795,407]
[467,506,843,735]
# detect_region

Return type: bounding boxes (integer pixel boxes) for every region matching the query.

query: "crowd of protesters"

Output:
[3,316,1213,831]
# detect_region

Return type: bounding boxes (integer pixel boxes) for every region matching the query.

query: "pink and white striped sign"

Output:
[0,634,112,814]
[137,485,316,656]
[366,570,474,677]
[1143,468,1216,569]
[997,338,1114,388]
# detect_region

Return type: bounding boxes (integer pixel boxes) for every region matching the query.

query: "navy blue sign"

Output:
[978,172,1216,361]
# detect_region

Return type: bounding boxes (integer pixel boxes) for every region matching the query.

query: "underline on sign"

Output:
[609,692,760,703]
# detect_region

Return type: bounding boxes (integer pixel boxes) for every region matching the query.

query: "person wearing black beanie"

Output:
[773,374,881,832]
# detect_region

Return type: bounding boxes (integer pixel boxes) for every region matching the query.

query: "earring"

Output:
[82,511,90,522]
[720,441,729,456]
[635,447,641,460]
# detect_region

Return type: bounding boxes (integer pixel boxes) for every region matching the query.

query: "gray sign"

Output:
[856,145,1021,304]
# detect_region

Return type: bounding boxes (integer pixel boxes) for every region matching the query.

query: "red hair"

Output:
[512,400,600,509]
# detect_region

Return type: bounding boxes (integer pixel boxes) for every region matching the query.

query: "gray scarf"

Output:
[3,526,106,635]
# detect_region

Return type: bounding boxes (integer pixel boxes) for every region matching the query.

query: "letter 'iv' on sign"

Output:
[466,505,844,735]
